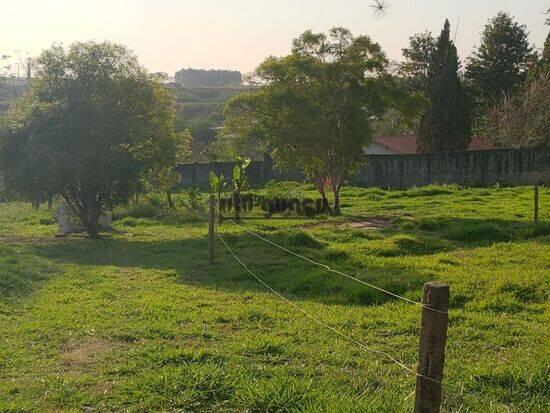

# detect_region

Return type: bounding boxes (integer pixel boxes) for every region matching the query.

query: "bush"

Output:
[387,185,459,199]
[123,204,161,219]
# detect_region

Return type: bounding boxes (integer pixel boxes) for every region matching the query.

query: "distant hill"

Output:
[174,68,242,87]
[168,84,257,161]
[170,84,254,125]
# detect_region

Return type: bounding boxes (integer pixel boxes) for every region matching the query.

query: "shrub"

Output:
[123,204,161,219]
[387,185,459,199]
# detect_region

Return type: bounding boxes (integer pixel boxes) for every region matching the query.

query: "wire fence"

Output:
[201,202,471,403]
[217,230,443,385]
[216,208,447,315]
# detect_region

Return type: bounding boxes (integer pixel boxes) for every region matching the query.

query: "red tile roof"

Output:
[374,135,494,154]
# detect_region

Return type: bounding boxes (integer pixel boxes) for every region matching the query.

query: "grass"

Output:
[0,183,549,412]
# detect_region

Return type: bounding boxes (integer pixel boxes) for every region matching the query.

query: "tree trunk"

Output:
[61,194,101,238]
[319,188,332,214]
[313,176,332,214]
[331,183,341,216]
[82,204,101,238]
[32,192,41,209]
[166,191,175,209]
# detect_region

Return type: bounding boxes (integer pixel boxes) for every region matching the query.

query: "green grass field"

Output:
[0,183,549,412]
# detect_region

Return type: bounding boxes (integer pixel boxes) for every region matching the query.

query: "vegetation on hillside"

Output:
[175,68,242,88]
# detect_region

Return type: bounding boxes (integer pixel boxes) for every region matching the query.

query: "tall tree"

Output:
[0,42,180,237]
[399,31,436,94]
[466,12,534,105]
[225,28,422,214]
[417,20,471,153]
[541,10,550,73]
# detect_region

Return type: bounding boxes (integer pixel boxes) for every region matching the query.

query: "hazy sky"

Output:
[2,0,548,76]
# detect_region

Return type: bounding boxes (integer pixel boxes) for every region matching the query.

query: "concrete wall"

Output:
[175,156,303,188]
[177,148,550,189]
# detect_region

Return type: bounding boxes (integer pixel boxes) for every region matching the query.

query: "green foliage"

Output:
[399,31,436,94]
[145,128,192,204]
[209,171,227,194]
[225,27,423,213]
[180,186,205,212]
[483,73,550,150]
[123,203,162,219]
[0,41,180,237]
[232,156,251,192]
[417,20,471,153]
[543,31,550,72]
[538,13,550,76]
[466,12,535,107]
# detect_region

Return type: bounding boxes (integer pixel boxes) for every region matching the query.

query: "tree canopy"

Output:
[417,20,471,153]
[0,42,181,236]
[399,31,436,94]
[466,12,535,105]
[224,27,422,213]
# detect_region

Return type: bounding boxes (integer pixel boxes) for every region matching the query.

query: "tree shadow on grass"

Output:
[26,216,548,307]
[0,242,60,302]
[31,230,432,308]
[405,217,550,247]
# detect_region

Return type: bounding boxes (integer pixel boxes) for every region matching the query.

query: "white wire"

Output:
[217,208,447,315]
[217,232,443,385]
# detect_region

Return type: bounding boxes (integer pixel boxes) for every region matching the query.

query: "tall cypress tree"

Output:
[417,20,471,153]
[541,14,550,74]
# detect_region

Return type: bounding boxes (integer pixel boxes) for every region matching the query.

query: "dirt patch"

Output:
[61,338,112,368]
[346,217,393,230]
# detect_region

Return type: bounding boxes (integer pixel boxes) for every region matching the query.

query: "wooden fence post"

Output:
[209,194,215,265]
[534,185,539,224]
[414,282,450,413]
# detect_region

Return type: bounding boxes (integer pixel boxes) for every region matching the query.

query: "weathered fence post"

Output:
[534,185,539,224]
[414,282,450,413]
[209,194,215,265]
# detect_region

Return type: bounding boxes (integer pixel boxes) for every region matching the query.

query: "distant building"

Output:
[363,135,494,155]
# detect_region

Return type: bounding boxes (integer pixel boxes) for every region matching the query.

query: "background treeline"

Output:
[174,68,242,87]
